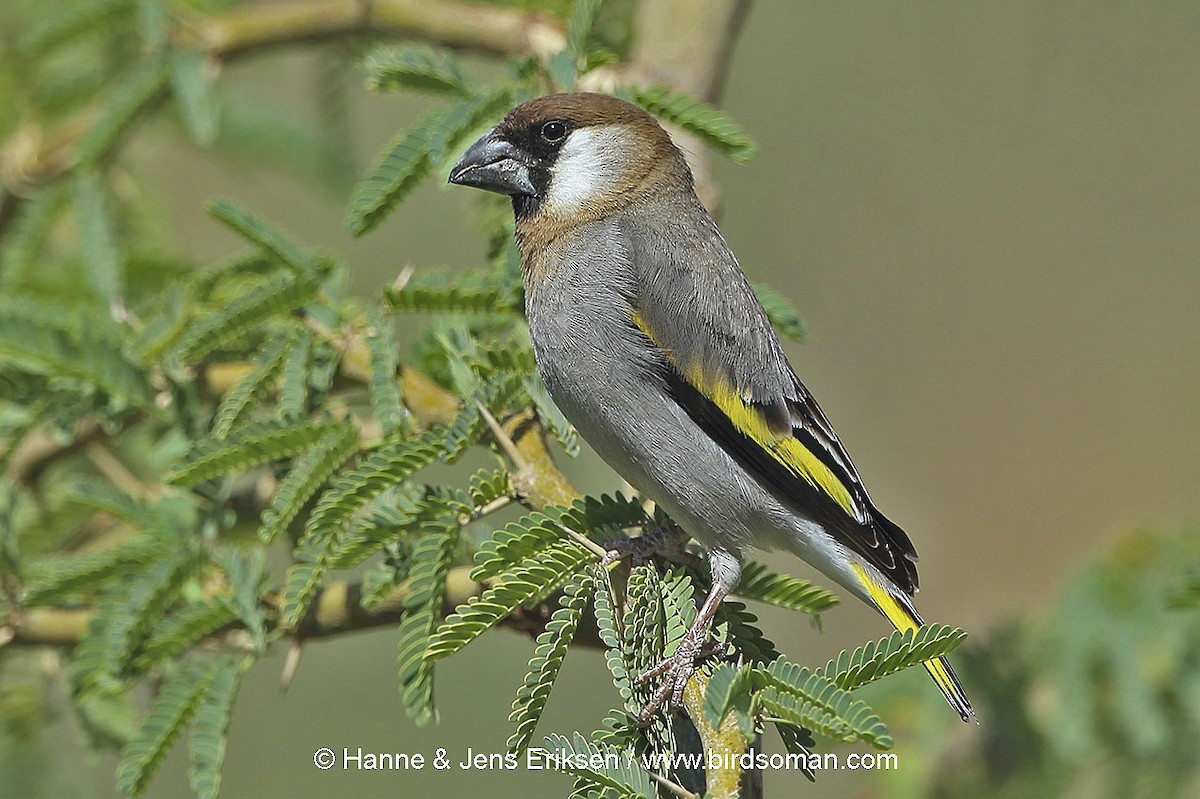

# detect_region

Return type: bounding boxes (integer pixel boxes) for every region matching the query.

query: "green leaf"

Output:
[397,505,462,724]
[347,109,445,236]
[472,496,645,583]
[0,185,70,292]
[211,336,290,438]
[508,572,594,754]
[206,199,319,279]
[567,0,605,65]
[471,513,561,582]
[753,282,806,341]
[73,173,124,309]
[299,432,442,550]
[734,561,838,616]
[188,657,242,799]
[467,468,513,509]
[425,540,593,661]
[257,421,358,544]
[217,549,268,652]
[169,417,344,487]
[136,0,168,48]
[361,45,472,96]
[819,624,968,692]
[65,478,139,522]
[168,48,220,147]
[172,271,320,362]
[0,300,156,410]
[545,51,578,93]
[428,89,515,166]
[622,565,670,747]
[72,551,197,696]
[23,536,165,607]
[277,329,312,419]
[365,309,409,435]
[280,433,445,629]
[757,658,891,748]
[629,86,757,164]
[659,567,697,658]
[703,661,754,732]
[593,568,633,710]
[539,732,652,799]
[385,282,521,315]
[717,599,781,664]
[117,661,214,797]
[440,370,525,463]
[75,58,171,168]
[774,722,817,782]
[20,0,134,55]
[135,602,238,670]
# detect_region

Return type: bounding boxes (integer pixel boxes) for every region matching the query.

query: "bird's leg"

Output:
[635,549,741,723]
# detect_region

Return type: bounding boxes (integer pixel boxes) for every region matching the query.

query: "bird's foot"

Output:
[634,625,722,724]
[601,523,694,569]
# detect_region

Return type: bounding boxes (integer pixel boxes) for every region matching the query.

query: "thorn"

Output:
[280,639,303,693]
[475,400,528,470]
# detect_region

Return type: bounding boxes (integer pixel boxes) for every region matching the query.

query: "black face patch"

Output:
[503,118,575,220]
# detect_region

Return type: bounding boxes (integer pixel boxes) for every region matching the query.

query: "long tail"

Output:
[851,564,977,722]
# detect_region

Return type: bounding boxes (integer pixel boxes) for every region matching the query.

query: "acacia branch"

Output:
[180,0,564,60]
[2,564,605,651]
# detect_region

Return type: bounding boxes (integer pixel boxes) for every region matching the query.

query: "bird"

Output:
[448,91,974,723]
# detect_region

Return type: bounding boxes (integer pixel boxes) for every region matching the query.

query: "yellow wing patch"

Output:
[632,309,856,517]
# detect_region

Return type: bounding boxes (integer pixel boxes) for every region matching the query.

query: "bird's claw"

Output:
[633,630,723,724]
[601,524,693,569]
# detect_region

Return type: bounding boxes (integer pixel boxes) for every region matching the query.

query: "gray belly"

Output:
[527,284,789,555]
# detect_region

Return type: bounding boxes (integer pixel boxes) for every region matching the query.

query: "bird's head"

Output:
[449,93,691,223]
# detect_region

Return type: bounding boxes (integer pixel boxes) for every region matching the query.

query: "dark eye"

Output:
[540,120,567,143]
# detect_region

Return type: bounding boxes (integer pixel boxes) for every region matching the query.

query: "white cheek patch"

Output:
[545,125,635,214]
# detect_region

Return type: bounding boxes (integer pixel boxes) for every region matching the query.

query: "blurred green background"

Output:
[3,2,1199,797]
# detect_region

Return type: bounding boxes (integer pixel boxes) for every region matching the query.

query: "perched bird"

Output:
[449,92,974,722]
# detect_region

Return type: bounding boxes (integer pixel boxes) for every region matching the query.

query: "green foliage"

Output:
[74,58,170,168]
[508,571,595,753]
[169,417,345,487]
[703,661,756,737]
[734,560,839,616]
[820,624,967,692]
[365,309,410,435]
[169,48,221,147]
[0,299,156,411]
[362,45,472,97]
[172,270,320,361]
[753,282,807,342]
[188,658,242,799]
[117,660,215,798]
[426,540,593,660]
[206,199,320,280]
[541,732,653,799]
[756,658,892,748]
[883,528,1200,799]
[628,85,758,163]
[23,534,165,607]
[346,110,446,237]
[210,337,290,438]
[256,421,358,544]
[73,171,124,307]
[396,502,463,724]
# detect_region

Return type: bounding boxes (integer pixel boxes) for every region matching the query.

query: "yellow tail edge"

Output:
[851,564,977,723]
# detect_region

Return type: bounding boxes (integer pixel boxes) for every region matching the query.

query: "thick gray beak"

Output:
[448,128,537,196]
